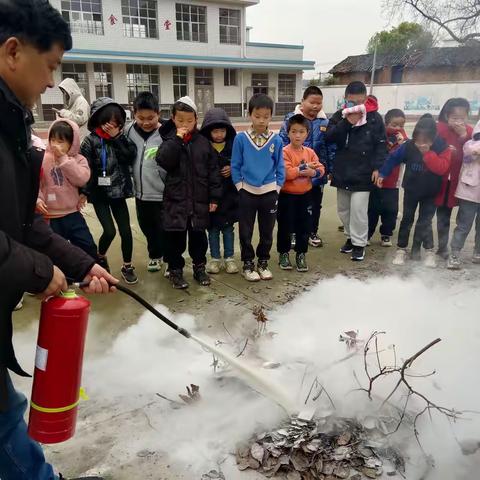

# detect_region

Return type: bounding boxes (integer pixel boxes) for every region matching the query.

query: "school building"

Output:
[39,0,315,121]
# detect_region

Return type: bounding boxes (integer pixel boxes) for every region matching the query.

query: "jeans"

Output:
[450,199,480,254]
[0,371,57,480]
[337,189,370,247]
[208,224,235,259]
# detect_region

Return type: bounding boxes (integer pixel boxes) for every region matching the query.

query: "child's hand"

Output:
[450,120,468,139]
[346,113,363,125]
[52,143,67,159]
[209,203,218,213]
[221,166,231,178]
[371,170,379,183]
[77,194,87,210]
[300,167,316,177]
[376,177,384,188]
[416,143,430,154]
[36,199,48,215]
[396,133,406,144]
[176,127,189,138]
[102,122,121,138]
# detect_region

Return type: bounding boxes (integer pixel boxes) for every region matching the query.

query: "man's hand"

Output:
[81,264,119,294]
[371,170,379,183]
[36,199,49,215]
[102,122,121,138]
[41,266,68,298]
[346,113,363,125]
[209,203,218,213]
[220,165,231,178]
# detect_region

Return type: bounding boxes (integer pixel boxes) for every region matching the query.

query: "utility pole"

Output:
[370,43,377,95]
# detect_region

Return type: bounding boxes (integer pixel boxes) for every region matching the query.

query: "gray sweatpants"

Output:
[337,188,370,247]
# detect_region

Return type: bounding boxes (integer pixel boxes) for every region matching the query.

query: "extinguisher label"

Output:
[35,346,49,371]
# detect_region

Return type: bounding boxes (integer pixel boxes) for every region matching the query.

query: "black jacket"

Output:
[200,108,239,227]
[81,97,137,202]
[0,78,95,410]
[326,110,387,191]
[156,121,223,231]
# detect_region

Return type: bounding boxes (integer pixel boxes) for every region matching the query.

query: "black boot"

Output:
[169,269,189,289]
[193,264,211,286]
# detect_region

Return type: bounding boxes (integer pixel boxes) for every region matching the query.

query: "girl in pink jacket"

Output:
[37,118,98,260]
[448,119,480,269]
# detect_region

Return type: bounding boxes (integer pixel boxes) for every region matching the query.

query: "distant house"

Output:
[329,46,480,85]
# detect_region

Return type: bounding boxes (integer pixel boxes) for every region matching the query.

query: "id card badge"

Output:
[47,193,57,202]
[98,176,112,187]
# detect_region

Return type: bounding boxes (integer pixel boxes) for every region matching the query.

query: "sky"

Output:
[246,0,394,78]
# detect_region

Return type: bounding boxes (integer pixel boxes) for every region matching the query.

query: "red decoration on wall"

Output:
[164,20,172,30]
[109,14,118,26]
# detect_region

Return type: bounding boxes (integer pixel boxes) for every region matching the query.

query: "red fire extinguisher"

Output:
[28,290,91,444]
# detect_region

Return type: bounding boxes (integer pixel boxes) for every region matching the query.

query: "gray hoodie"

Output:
[126,123,166,202]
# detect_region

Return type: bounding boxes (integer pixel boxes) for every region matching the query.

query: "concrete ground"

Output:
[13,185,480,479]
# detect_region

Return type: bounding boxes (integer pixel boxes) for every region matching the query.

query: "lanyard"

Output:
[100,139,108,177]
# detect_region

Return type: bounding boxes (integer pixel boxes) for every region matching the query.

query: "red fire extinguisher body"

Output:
[28,291,91,444]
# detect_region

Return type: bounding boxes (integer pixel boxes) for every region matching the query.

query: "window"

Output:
[219,8,240,45]
[278,74,296,102]
[173,66,188,99]
[195,68,213,86]
[62,63,89,100]
[122,0,158,39]
[224,69,238,87]
[251,73,269,95]
[176,3,207,43]
[126,65,159,103]
[94,63,113,98]
[61,0,104,35]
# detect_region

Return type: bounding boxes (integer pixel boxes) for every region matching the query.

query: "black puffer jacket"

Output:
[200,108,239,227]
[326,110,387,191]
[81,97,136,202]
[156,121,223,231]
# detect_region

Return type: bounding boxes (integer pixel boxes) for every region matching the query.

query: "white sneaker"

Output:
[392,248,407,266]
[206,259,221,274]
[224,257,239,274]
[243,262,260,282]
[257,262,273,281]
[381,236,393,247]
[147,258,162,272]
[14,297,24,311]
[424,249,437,268]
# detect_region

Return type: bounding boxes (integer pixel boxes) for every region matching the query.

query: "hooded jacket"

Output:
[0,78,95,410]
[456,121,480,204]
[200,108,239,227]
[279,105,335,186]
[58,78,90,140]
[156,120,223,231]
[38,119,90,218]
[81,97,137,202]
[126,122,166,202]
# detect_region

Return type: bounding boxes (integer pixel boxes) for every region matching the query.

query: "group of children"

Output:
[33,81,480,292]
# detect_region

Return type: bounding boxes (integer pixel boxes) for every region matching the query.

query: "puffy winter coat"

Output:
[326,109,387,192]
[156,121,223,231]
[200,108,239,227]
[81,98,136,202]
[58,78,90,140]
[456,121,480,204]
[279,106,335,186]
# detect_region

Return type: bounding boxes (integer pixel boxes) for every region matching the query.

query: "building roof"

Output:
[329,46,480,74]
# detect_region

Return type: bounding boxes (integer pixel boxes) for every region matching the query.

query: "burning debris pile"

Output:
[236,413,405,479]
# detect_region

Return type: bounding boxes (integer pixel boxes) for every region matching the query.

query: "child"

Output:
[278,114,324,272]
[368,109,408,246]
[200,107,239,274]
[378,115,451,268]
[279,86,334,247]
[231,93,285,282]
[326,81,387,262]
[435,98,473,259]
[126,92,166,273]
[81,97,138,284]
[37,119,97,260]
[448,120,480,269]
[156,97,222,289]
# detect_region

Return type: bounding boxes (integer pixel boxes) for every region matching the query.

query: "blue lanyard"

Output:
[101,139,107,177]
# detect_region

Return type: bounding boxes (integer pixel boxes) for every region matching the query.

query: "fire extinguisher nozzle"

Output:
[178,328,191,339]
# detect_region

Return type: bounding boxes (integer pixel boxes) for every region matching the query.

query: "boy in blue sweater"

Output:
[232,94,285,281]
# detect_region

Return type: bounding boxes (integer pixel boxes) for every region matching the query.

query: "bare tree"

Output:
[383,0,480,45]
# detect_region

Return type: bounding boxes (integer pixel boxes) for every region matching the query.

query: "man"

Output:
[0,1,117,478]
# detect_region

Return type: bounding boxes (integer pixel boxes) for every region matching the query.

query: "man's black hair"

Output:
[385,109,406,125]
[412,116,437,143]
[133,91,159,113]
[49,120,73,145]
[287,114,310,132]
[302,86,323,100]
[345,81,367,96]
[93,104,126,129]
[248,93,274,115]
[438,97,470,123]
[0,0,72,52]
[172,101,196,117]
